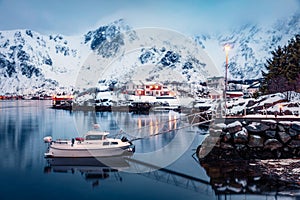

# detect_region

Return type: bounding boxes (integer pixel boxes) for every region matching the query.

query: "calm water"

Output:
[0,100,299,200]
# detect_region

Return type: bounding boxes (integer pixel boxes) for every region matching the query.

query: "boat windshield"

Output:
[85,134,106,140]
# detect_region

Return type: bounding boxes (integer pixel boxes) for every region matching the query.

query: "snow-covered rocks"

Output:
[198,119,300,160]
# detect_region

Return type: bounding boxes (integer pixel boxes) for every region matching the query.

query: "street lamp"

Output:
[224,44,230,116]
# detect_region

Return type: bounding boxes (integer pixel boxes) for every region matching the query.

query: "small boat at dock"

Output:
[43,131,135,158]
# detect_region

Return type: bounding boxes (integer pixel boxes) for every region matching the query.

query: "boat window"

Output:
[85,135,103,140]
[103,142,110,145]
[111,142,118,145]
[54,141,68,144]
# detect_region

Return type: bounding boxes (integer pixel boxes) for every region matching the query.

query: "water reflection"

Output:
[110,111,180,140]
[44,156,130,188]
[136,114,177,136]
[199,160,300,197]
[72,110,180,138]
[0,101,55,169]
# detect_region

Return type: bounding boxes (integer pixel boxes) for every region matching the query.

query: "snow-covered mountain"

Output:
[0,29,87,95]
[0,13,299,95]
[196,13,300,80]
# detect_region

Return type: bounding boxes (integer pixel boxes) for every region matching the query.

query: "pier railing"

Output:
[125,157,215,196]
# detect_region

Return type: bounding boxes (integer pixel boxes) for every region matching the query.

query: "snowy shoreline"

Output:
[198,119,300,160]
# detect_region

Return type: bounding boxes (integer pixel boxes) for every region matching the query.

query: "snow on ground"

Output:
[96,91,114,100]
[227,92,300,116]
[74,93,94,105]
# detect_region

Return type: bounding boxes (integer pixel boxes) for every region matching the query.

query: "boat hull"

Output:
[45,145,134,158]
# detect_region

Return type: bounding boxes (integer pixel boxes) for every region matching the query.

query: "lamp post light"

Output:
[224,44,230,116]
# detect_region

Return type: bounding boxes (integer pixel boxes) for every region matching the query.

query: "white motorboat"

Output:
[43,131,135,158]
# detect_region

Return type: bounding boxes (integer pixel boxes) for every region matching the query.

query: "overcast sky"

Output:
[0,0,299,36]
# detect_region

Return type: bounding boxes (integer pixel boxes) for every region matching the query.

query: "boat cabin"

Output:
[84,131,109,140]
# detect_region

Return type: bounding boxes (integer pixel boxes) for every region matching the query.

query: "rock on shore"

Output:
[197,119,300,194]
[197,120,300,160]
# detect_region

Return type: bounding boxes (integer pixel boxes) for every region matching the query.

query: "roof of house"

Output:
[247,82,260,89]
[127,80,163,86]
[207,76,224,81]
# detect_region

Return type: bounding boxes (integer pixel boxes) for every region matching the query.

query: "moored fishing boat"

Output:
[43,131,135,158]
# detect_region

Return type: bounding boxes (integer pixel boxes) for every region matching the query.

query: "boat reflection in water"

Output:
[44,156,131,188]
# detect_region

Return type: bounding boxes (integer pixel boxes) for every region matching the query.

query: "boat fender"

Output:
[75,137,84,142]
[43,136,52,143]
